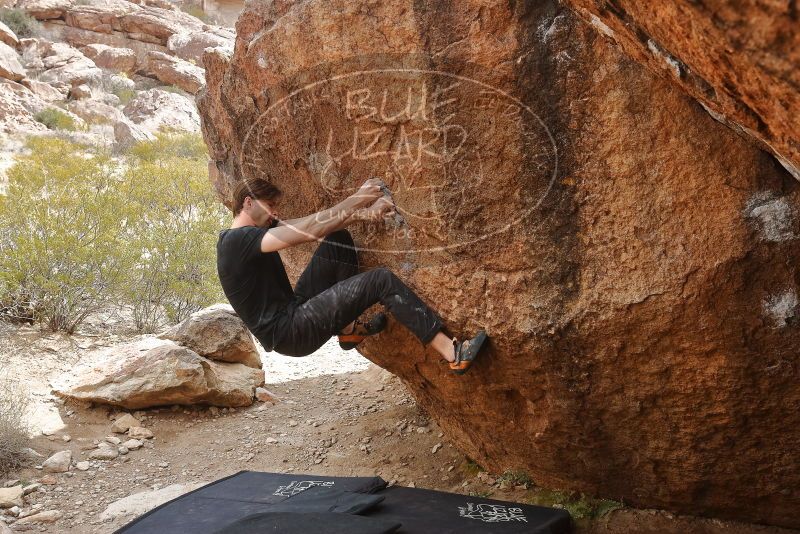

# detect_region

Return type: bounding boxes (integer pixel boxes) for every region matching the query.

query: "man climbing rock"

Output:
[216,177,488,374]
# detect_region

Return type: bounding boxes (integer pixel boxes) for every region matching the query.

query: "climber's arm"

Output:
[259,179,383,253]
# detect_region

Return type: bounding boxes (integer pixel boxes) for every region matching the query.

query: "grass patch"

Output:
[461,458,483,477]
[528,489,624,520]
[34,108,77,131]
[498,470,534,488]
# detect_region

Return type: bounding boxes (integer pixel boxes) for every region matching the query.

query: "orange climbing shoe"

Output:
[338,313,388,350]
[449,330,488,375]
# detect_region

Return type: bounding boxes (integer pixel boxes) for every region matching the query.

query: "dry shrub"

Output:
[0,355,31,476]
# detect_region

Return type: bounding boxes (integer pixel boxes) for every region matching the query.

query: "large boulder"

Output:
[122,87,199,133]
[24,40,102,90]
[0,21,19,48]
[81,43,137,73]
[145,50,204,94]
[166,29,233,67]
[561,1,800,181]
[0,41,25,81]
[157,305,262,369]
[55,338,265,409]
[196,0,800,528]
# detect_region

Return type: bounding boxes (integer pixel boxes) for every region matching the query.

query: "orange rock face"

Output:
[197,0,800,527]
[562,0,800,180]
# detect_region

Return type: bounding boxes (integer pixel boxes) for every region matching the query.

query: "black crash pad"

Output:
[115,471,571,534]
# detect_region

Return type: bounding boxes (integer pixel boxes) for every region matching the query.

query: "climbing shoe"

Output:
[338,313,388,350]
[449,329,488,375]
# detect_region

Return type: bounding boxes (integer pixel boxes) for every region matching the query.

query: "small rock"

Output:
[105,436,122,445]
[255,387,280,403]
[13,509,62,525]
[288,420,298,427]
[42,451,72,473]
[265,437,278,444]
[39,474,58,485]
[128,427,154,440]
[21,483,40,495]
[61,435,71,442]
[122,439,143,450]
[432,443,442,454]
[112,414,141,434]
[89,445,118,461]
[75,461,90,471]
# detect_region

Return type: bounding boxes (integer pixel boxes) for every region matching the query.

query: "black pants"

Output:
[272,230,443,357]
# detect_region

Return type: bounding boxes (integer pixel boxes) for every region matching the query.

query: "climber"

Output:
[216,176,488,374]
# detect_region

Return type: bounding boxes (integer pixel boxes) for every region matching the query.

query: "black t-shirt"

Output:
[216,222,294,350]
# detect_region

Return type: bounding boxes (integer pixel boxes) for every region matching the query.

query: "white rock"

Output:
[0,41,25,81]
[122,439,143,450]
[13,509,62,524]
[75,461,90,471]
[0,486,23,508]
[89,445,118,460]
[111,413,141,434]
[127,427,153,440]
[42,451,72,473]
[100,483,206,522]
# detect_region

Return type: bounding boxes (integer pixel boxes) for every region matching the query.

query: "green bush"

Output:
[121,133,228,332]
[0,8,41,38]
[34,108,77,131]
[0,133,228,334]
[0,137,133,333]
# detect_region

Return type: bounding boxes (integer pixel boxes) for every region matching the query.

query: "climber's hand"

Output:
[353,197,395,223]
[352,177,384,207]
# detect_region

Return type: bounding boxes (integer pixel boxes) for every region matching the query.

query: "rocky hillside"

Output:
[0,0,234,153]
[197,0,800,529]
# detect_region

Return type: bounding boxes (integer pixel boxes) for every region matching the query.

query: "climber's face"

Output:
[244,195,280,227]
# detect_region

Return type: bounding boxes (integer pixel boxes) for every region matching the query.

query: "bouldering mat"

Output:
[114,471,571,533]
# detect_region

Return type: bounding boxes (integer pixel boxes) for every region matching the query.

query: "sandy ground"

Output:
[0,313,797,534]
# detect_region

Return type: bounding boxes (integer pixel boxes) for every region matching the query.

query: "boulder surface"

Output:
[158,304,262,369]
[562,0,800,180]
[196,0,800,527]
[56,338,264,409]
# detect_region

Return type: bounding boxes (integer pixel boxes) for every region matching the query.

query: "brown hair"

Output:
[231,178,282,215]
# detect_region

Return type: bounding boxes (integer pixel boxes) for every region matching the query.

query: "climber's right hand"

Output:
[351,177,384,207]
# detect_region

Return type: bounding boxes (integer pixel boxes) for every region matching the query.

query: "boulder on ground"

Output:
[55,338,264,409]
[42,450,71,473]
[0,486,23,508]
[158,304,261,369]
[111,413,140,433]
[81,43,137,73]
[113,116,155,148]
[145,50,203,94]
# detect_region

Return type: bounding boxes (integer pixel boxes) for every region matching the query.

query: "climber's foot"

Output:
[449,329,488,375]
[338,313,388,350]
